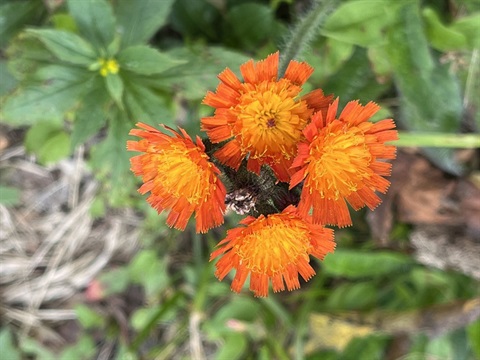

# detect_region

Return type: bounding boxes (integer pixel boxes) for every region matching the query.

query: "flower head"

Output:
[127,123,226,233]
[210,205,335,297]
[290,99,398,227]
[201,52,333,182]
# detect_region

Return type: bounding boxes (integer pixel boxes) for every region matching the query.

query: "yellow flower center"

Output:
[151,144,212,205]
[235,216,311,275]
[306,122,372,200]
[99,58,120,77]
[234,79,312,159]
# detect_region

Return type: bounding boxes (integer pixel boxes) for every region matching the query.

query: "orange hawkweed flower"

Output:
[290,99,398,227]
[127,123,226,233]
[201,52,333,182]
[210,205,335,297]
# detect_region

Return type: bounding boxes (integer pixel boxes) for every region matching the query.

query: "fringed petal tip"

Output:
[126,122,226,233]
[290,101,397,227]
[210,205,335,296]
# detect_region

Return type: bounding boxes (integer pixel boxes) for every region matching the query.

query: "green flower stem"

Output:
[393,132,480,148]
[278,0,337,77]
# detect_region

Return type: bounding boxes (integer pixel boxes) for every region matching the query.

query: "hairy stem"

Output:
[279,0,337,76]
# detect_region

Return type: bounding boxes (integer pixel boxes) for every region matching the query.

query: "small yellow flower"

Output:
[210,205,335,297]
[99,58,120,77]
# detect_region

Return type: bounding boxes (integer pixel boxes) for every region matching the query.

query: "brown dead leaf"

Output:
[368,150,480,243]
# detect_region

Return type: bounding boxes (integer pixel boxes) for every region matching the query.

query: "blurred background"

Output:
[0,0,479,359]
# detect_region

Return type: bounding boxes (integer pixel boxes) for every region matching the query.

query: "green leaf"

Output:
[467,319,480,359]
[25,120,71,165]
[305,37,355,83]
[105,73,124,108]
[322,250,412,279]
[0,60,17,96]
[67,0,116,50]
[451,13,480,48]
[326,282,377,310]
[128,250,169,297]
[158,46,250,100]
[214,334,247,360]
[224,3,275,49]
[170,0,221,40]
[115,0,175,48]
[118,45,185,75]
[90,112,135,206]
[0,186,21,206]
[20,338,56,360]
[123,78,173,125]
[1,65,95,125]
[6,34,56,81]
[385,2,463,174]
[51,13,78,32]
[0,328,20,360]
[60,335,96,360]
[323,47,391,107]
[321,0,401,47]
[0,0,45,48]
[98,267,130,295]
[75,304,105,329]
[71,77,109,149]
[341,334,389,360]
[422,8,468,51]
[27,29,97,65]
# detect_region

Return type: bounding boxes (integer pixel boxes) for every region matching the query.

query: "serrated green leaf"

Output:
[25,120,71,165]
[385,3,464,174]
[422,8,467,51]
[321,0,401,47]
[105,73,124,108]
[115,0,175,48]
[67,0,115,50]
[1,65,95,125]
[118,45,185,75]
[0,186,21,206]
[322,250,412,279]
[0,0,45,48]
[27,29,97,65]
[71,77,109,149]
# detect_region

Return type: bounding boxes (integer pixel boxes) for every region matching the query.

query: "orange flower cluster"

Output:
[127,52,397,297]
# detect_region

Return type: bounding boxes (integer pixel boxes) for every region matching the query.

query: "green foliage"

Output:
[322,249,412,279]
[0,186,21,206]
[0,328,21,360]
[2,0,479,359]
